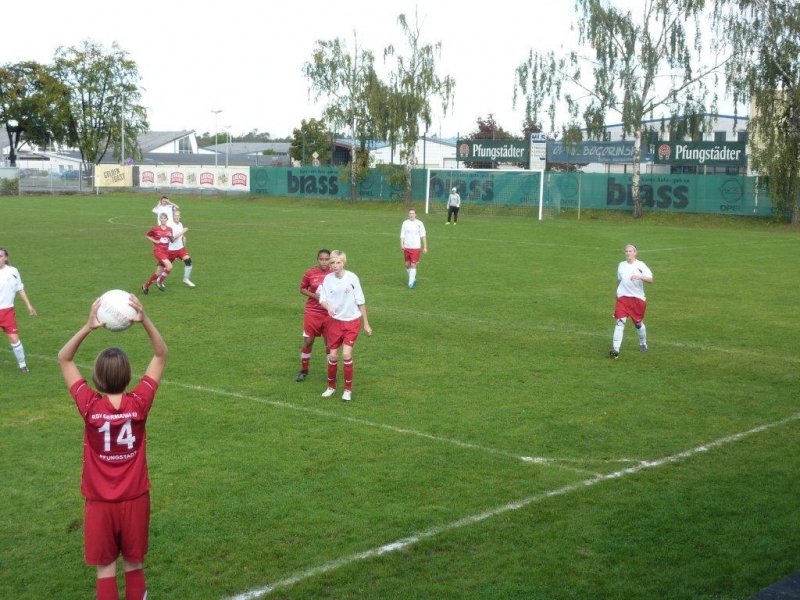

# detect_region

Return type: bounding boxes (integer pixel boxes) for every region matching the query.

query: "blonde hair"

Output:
[329,249,347,265]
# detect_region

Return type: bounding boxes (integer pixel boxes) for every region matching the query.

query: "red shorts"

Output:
[0,307,19,335]
[168,248,189,262]
[614,296,647,323]
[84,492,150,565]
[153,248,170,263]
[303,311,330,339]
[326,318,361,350]
[403,248,421,264]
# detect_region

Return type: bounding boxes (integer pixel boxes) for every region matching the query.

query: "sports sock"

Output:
[409,268,417,283]
[612,320,625,351]
[637,322,647,345]
[145,274,158,287]
[11,341,26,366]
[184,265,192,279]
[327,358,338,388]
[301,348,311,371]
[343,359,353,391]
[97,576,119,600]
[124,568,147,600]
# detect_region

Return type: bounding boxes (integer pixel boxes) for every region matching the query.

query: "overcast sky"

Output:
[6,0,732,139]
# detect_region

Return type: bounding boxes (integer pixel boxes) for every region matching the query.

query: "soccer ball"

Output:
[97,289,136,332]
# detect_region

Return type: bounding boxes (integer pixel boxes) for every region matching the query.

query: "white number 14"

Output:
[97,420,136,452]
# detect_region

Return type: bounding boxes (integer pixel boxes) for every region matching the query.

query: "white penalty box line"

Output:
[227,411,800,599]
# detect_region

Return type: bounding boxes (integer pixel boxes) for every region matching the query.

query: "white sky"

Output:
[6,0,731,139]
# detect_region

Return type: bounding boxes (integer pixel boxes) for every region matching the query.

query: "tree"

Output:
[51,40,148,165]
[515,0,729,218]
[290,118,332,165]
[713,0,800,223]
[304,33,379,201]
[384,10,455,205]
[0,61,70,167]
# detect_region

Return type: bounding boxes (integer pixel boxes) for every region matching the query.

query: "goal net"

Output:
[424,168,555,219]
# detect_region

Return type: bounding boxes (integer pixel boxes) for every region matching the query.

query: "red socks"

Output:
[96,576,119,600]
[125,569,147,600]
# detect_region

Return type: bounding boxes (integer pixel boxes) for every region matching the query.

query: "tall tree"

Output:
[515,0,729,218]
[51,40,147,165]
[303,33,379,201]
[290,118,332,165]
[384,10,455,205]
[713,0,800,223]
[0,61,70,167]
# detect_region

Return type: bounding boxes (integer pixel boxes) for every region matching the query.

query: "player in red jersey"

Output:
[142,213,174,294]
[296,249,332,382]
[58,293,167,600]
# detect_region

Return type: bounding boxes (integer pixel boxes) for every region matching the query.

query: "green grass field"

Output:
[1,193,798,599]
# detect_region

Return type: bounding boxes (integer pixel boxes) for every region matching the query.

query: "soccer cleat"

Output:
[295,371,308,382]
[342,390,352,402]
[321,387,336,398]
[141,284,149,296]
[609,349,619,359]
[408,280,416,289]
[453,222,457,225]
[183,278,196,288]
[19,365,29,374]
[445,222,450,225]
[156,281,166,292]
[640,343,648,353]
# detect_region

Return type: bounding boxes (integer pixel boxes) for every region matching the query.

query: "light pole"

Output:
[211,109,222,166]
[224,126,231,168]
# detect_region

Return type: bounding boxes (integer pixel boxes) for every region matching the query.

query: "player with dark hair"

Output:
[296,248,332,382]
[168,210,195,287]
[317,250,371,401]
[151,195,178,225]
[609,244,654,358]
[58,294,167,600]
[0,246,37,373]
[142,213,174,294]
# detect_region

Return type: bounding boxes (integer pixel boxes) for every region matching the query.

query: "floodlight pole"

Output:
[211,109,222,167]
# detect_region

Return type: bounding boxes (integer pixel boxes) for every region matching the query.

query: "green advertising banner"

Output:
[428,169,541,205]
[654,141,746,166]
[456,140,528,163]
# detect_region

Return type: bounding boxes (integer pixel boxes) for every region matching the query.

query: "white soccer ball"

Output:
[97,289,136,332]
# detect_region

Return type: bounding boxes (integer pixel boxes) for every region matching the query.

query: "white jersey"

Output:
[0,265,24,309]
[616,259,652,300]
[318,270,365,322]
[401,219,426,249]
[152,203,176,225]
[168,221,187,251]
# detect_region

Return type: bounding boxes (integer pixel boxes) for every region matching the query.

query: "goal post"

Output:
[424,168,551,218]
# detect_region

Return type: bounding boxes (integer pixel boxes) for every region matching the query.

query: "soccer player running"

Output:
[610,244,653,359]
[400,209,428,289]
[167,210,195,287]
[317,250,371,401]
[0,246,37,373]
[58,293,167,600]
[142,213,174,294]
[445,187,461,224]
[296,249,332,382]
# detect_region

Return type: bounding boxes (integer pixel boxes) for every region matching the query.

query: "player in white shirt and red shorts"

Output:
[610,244,654,359]
[400,209,428,289]
[296,249,332,382]
[0,246,37,373]
[167,210,195,287]
[317,250,372,401]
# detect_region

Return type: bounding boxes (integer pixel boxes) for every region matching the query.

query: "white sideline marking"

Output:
[227,412,800,600]
[20,352,615,471]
